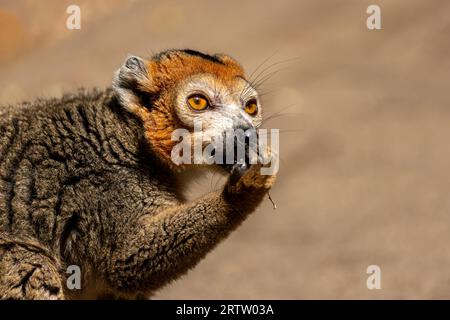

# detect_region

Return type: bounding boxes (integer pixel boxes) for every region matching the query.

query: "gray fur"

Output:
[0,87,274,299]
[112,55,151,113]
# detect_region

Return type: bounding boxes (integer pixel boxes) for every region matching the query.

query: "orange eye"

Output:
[187,94,209,111]
[244,99,258,116]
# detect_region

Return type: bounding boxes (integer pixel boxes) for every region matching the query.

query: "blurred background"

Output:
[1,0,450,299]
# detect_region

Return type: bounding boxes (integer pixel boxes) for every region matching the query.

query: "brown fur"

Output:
[0,49,275,299]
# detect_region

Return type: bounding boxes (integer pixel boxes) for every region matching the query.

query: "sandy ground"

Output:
[1,0,450,299]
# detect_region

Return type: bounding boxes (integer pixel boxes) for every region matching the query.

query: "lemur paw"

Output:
[226,163,276,194]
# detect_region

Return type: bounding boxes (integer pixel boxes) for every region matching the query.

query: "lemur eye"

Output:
[187,94,209,111]
[244,99,258,116]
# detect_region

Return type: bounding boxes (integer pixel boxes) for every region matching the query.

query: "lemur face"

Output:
[113,49,262,167]
[174,73,262,144]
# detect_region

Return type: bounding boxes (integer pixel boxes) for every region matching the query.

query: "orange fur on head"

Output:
[131,50,246,167]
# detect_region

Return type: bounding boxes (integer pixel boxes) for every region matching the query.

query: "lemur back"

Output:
[0,49,276,299]
[0,89,177,247]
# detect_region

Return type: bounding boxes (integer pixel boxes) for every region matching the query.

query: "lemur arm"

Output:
[107,165,274,293]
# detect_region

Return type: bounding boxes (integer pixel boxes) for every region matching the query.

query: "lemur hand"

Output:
[226,163,276,195]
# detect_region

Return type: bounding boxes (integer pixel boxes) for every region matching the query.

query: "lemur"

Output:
[0,49,276,299]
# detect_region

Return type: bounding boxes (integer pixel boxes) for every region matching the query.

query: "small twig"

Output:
[267,191,277,210]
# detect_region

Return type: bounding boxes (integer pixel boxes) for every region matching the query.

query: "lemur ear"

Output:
[113,55,152,113]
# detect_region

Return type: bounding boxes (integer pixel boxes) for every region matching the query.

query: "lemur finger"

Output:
[227,163,249,192]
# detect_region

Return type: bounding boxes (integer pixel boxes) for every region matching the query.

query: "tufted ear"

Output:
[112,55,152,113]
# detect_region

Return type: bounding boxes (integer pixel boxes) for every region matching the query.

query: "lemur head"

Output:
[113,49,262,169]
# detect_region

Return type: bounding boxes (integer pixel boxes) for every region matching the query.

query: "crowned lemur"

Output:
[0,49,276,299]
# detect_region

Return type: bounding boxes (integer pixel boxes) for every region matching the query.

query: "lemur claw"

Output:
[225,163,249,194]
[229,162,248,184]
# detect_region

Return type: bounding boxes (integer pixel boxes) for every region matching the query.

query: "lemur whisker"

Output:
[262,104,296,123]
[251,67,290,90]
[238,71,276,102]
[261,113,300,125]
[247,49,281,83]
[239,56,300,100]
[234,52,275,100]
[277,129,302,134]
[257,89,279,97]
[258,125,303,133]
[248,57,300,87]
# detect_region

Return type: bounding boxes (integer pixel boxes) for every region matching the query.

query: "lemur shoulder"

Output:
[0,49,276,299]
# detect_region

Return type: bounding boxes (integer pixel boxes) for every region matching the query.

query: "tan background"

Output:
[1,0,450,299]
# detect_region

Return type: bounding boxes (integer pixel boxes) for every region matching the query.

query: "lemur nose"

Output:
[244,127,257,142]
[238,125,258,165]
[220,124,259,172]
[237,124,257,144]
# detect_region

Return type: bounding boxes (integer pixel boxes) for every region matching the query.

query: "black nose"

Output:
[244,127,258,146]
[220,125,258,172]
[243,127,258,158]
